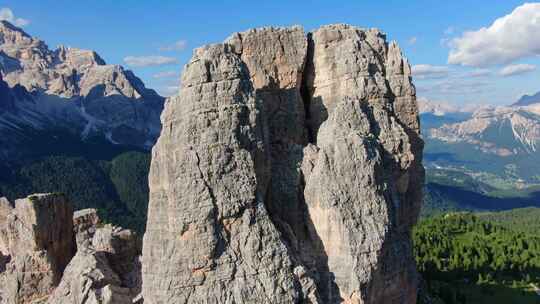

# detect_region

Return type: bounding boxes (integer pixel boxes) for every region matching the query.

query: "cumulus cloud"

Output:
[159,40,188,52]
[498,64,536,77]
[153,70,179,79]
[408,37,417,45]
[411,64,450,79]
[448,3,540,67]
[123,56,178,67]
[0,8,30,27]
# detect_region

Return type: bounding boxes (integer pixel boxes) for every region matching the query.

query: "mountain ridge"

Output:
[0,20,164,161]
[512,90,540,107]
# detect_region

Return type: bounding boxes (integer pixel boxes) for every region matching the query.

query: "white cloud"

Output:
[153,70,179,79]
[408,37,417,45]
[468,69,491,77]
[123,56,178,67]
[418,79,488,95]
[159,40,187,52]
[440,38,451,48]
[498,64,536,77]
[159,85,179,96]
[417,97,459,115]
[411,64,450,79]
[444,27,455,35]
[0,8,30,27]
[448,3,540,67]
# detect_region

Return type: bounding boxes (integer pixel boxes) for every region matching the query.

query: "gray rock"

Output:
[49,216,141,304]
[301,24,422,303]
[143,39,311,303]
[73,208,100,248]
[91,224,141,291]
[142,24,423,304]
[0,193,75,304]
[0,196,141,304]
[47,249,132,304]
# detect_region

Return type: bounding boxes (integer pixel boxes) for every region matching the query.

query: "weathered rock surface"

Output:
[47,248,133,304]
[143,24,423,303]
[0,20,164,161]
[0,193,75,304]
[73,208,101,247]
[0,200,141,304]
[49,211,142,304]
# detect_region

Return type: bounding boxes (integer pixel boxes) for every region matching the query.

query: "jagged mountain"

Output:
[430,106,540,156]
[512,90,540,106]
[418,98,461,116]
[417,98,472,131]
[424,103,540,188]
[0,20,164,161]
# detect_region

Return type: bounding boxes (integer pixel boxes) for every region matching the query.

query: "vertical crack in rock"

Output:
[300,32,316,144]
[142,24,423,304]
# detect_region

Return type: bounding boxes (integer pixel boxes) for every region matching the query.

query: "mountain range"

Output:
[421,93,540,215]
[0,21,164,230]
[0,20,164,162]
[2,18,540,220]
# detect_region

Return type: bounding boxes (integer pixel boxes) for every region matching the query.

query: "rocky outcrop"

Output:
[48,223,141,304]
[48,208,142,304]
[47,248,134,304]
[143,24,423,303]
[0,193,75,304]
[0,20,164,161]
[0,199,141,304]
[73,208,101,247]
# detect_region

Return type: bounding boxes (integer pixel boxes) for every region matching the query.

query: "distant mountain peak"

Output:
[0,20,30,37]
[54,45,106,67]
[512,91,540,107]
[429,105,540,156]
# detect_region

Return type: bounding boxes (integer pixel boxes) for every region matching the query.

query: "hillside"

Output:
[422,168,540,217]
[414,212,540,304]
[478,207,540,234]
[0,145,150,231]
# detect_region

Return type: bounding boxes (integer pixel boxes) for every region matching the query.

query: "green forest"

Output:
[0,151,151,232]
[414,211,540,304]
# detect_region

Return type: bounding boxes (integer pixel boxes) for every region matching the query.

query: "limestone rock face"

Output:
[0,193,75,304]
[47,209,142,304]
[47,249,133,304]
[0,200,141,304]
[143,24,423,304]
[302,25,423,303]
[49,212,142,304]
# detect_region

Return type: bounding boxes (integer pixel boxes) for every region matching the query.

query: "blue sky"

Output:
[2,1,540,106]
